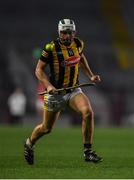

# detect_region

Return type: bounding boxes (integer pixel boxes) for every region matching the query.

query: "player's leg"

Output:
[69,92,94,145]
[24,110,60,165]
[30,110,61,145]
[69,92,102,163]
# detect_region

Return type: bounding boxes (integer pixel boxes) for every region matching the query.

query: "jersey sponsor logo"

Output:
[61,56,80,67]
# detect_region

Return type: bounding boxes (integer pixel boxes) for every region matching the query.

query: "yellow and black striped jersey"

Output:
[40,37,84,88]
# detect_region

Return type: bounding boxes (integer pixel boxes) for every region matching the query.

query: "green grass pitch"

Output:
[0,126,134,179]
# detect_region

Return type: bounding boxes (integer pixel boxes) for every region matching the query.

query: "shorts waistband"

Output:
[58,89,74,95]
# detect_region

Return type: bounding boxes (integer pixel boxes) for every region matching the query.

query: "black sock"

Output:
[84,143,92,151]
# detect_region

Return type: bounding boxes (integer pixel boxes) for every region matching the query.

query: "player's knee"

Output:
[81,107,94,120]
[40,125,52,134]
[45,129,51,134]
[44,128,52,134]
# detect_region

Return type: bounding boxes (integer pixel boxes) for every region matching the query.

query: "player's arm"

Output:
[35,60,56,93]
[80,53,101,83]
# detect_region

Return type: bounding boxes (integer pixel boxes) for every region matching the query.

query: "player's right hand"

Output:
[46,85,56,94]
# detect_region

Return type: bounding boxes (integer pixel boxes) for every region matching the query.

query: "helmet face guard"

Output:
[58,19,76,46]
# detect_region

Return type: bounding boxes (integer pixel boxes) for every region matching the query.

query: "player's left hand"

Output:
[90,75,101,83]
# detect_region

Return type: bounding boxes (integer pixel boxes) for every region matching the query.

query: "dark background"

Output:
[0,0,134,127]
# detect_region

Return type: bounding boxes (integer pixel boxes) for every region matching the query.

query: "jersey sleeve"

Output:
[79,39,84,55]
[74,37,84,55]
[40,43,53,63]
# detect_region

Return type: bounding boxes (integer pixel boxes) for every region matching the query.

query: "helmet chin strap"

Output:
[60,37,72,46]
[63,39,72,46]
